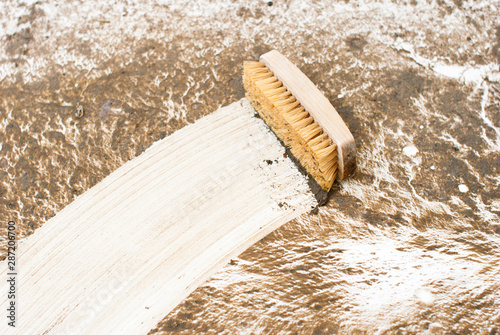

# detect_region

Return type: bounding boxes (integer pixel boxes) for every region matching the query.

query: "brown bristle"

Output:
[243,60,339,191]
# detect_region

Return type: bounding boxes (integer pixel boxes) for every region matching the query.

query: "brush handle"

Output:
[260,50,356,180]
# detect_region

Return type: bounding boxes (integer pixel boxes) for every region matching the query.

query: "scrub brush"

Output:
[243,50,356,197]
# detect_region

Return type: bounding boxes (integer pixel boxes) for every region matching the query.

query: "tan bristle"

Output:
[261,82,283,91]
[280,102,302,114]
[318,144,337,157]
[246,61,265,67]
[282,110,308,124]
[267,88,289,99]
[256,76,278,85]
[292,116,314,129]
[243,60,339,190]
[268,91,292,100]
[252,72,274,80]
[298,123,322,142]
[272,96,296,107]
[310,139,330,151]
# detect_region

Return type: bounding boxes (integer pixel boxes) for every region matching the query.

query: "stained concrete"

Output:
[1,0,499,333]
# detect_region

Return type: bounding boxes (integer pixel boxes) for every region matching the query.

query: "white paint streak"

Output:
[0,99,316,334]
[393,40,500,86]
[478,82,500,153]
[322,229,499,333]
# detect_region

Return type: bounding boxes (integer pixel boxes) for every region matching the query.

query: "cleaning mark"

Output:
[0,99,317,334]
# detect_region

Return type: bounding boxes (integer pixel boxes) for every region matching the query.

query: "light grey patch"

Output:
[100,99,114,118]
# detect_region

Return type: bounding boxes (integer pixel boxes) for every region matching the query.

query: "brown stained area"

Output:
[1,0,500,334]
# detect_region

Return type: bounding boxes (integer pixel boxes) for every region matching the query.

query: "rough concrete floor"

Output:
[1,0,500,334]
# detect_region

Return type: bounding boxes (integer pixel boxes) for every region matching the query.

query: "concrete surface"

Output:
[1,0,500,334]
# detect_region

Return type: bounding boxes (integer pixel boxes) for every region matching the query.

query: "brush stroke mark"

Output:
[0,100,316,334]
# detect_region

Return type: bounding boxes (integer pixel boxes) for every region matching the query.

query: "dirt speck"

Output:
[346,35,367,52]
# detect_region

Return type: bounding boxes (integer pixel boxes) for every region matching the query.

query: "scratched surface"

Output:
[1,0,500,334]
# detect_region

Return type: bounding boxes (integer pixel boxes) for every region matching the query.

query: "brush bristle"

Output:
[243,61,338,191]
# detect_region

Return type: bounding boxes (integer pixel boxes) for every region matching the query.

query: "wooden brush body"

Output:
[244,50,356,191]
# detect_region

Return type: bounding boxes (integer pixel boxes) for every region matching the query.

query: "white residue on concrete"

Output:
[403,145,419,157]
[393,40,500,86]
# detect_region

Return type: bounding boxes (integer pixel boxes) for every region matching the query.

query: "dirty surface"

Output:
[1,0,500,334]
